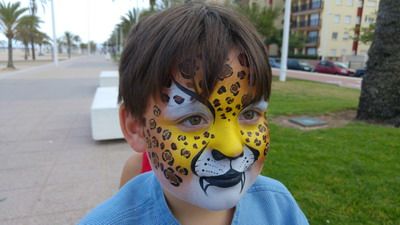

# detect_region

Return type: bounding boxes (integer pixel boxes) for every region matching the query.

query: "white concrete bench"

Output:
[99,71,119,87]
[90,86,123,140]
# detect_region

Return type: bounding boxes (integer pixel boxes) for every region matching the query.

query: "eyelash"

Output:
[178,114,210,130]
[238,109,262,124]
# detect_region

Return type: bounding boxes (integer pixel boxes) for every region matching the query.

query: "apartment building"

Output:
[291,0,379,60]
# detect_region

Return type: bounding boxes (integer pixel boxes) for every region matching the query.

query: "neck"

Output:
[163,190,234,225]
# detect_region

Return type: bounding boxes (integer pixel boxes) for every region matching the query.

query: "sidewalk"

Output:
[0,55,132,225]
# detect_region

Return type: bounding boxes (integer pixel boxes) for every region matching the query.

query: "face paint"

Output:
[143,49,270,210]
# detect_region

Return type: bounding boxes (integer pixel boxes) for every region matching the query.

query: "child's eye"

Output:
[179,115,209,130]
[239,110,261,124]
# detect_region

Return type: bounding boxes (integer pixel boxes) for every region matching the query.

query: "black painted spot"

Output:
[161,93,170,103]
[230,82,240,96]
[162,150,174,166]
[217,86,227,95]
[149,119,157,129]
[213,99,221,107]
[153,105,161,117]
[237,71,246,80]
[160,142,165,150]
[238,52,249,67]
[203,131,210,138]
[177,135,187,141]
[226,107,232,113]
[193,143,198,149]
[173,95,185,104]
[164,167,182,187]
[225,97,234,104]
[171,143,177,150]
[245,138,250,143]
[176,166,188,176]
[194,136,200,140]
[162,130,172,141]
[151,136,159,148]
[181,149,191,158]
[235,104,241,110]
[218,64,233,80]
[157,127,162,134]
[247,131,252,137]
[178,58,196,79]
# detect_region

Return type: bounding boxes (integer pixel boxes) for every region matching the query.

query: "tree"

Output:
[28,0,46,60]
[357,0,400,127]
[62,31,80,58]
[34,30,50,56]
[120,9,139,44]
[15,15,41,60]
[0,2,28,68]
[236,3,280,47]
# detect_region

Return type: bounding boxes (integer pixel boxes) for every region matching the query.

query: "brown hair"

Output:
[119,2,272,120]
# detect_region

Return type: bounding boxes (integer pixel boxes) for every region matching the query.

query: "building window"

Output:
[336,0,342,5]
[365,16,375,24]
[332,32,338,40]
[307,31,319,43]
[307,48,317,56]
[356,16,361,24]
[344,15,352,24]
[311,0,322,9]
[334,15,341,24]
[341,49,347,56]
[309,13,320,26]
[347,0,353,6]
[331,49,337,56]
[343,32,350,40]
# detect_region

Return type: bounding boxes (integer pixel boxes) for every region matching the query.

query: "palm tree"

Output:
[34,30,50,56]
[0,2,28,68]
[120,9,138,43]
[62,31,80,58]
[15,15,41,60]
[357,0,400,127]
[28,0,46,60]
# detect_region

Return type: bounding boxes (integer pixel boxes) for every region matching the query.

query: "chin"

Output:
[161,168,260,211]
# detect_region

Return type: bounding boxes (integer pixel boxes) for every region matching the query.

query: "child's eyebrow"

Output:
[174,81,216,120]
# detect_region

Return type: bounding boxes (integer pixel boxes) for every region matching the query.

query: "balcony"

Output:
[292,1,323,15]
[291,19,321,30]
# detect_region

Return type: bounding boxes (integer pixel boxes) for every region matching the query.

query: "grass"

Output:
[261,78,400,225]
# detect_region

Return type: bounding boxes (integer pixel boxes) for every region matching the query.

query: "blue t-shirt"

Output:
[79,172,309,225]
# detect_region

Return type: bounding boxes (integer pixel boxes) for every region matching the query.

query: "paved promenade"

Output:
[0,56,132,225]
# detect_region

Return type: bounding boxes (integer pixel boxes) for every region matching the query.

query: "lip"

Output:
[199,169,246,194]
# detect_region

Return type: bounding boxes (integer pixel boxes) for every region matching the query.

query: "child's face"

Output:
[143,49,270,210]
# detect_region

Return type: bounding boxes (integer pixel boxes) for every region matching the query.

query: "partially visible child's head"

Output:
[119,3,272,211]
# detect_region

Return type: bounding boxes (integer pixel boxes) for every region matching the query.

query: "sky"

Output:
[1,0,150,44]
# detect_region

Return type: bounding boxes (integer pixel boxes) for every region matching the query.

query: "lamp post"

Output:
[50,0,58,66]
[279,0,292,82]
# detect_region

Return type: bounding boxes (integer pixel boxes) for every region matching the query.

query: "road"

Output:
[0,55,132,225]
[271,68,362,89]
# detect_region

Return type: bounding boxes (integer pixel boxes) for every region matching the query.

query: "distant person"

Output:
[79,3,309,225]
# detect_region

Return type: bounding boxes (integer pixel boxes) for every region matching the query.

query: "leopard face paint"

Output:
[143,49,270,210]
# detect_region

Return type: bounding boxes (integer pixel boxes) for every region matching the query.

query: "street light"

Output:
[279,0,292,82]
[50,0,58,66]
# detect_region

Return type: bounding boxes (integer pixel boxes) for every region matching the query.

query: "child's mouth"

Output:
[199,169,246,194]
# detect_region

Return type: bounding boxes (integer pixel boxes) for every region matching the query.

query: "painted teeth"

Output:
[240,173,246,192]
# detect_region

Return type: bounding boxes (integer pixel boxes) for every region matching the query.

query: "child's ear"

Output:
[119,105,147,153]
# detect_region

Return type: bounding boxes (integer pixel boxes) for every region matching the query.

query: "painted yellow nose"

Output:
[209,120,243,159]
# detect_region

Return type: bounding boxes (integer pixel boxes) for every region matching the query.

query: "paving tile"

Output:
[0,188,41,220]
[32,181,114,215]
[45,161,107,186]
[0,150,58,170]
[0,166,53,192]
[15,139,65,153]
[1,209,87,225]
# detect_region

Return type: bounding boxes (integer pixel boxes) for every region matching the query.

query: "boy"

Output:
[79,3,309,225]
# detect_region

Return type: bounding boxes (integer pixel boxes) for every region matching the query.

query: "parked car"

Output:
[314,60,352,76]
[287,59,313,72]
[268,57,281,68]
[354,68,366,77]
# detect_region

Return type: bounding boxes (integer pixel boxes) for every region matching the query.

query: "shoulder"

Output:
[248,175,292,195]
[78,172,158,225]
[233,176,309,225]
